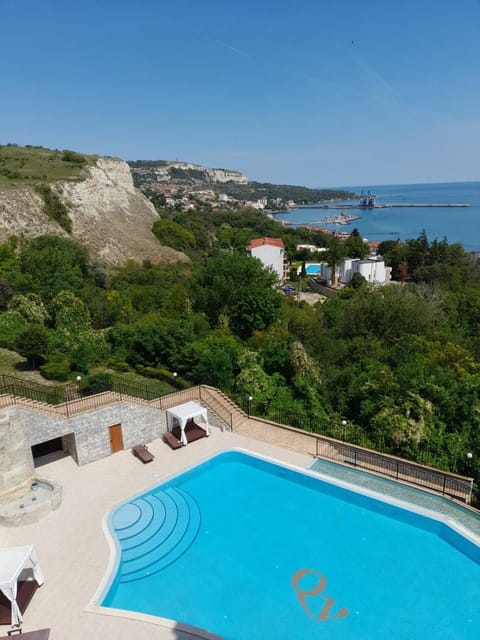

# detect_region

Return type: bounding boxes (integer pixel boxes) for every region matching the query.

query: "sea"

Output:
[272,181,480,252]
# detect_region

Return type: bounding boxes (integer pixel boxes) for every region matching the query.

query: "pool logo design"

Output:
[292,569,348,622]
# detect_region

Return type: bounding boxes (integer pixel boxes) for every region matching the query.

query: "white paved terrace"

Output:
[1,428,311,640]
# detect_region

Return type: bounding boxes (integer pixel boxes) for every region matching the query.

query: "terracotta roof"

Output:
[246,237,284,250]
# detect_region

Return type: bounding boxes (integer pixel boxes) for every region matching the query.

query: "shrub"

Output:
[40,355,71,381]
[62,150,86,165]
[35,184,72,233]
[112,361,129,372]
[82,372,113,394]
[0,310,28,348]
[142,365,189,389]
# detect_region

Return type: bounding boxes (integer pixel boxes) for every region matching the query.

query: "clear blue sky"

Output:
[1,0,479,186]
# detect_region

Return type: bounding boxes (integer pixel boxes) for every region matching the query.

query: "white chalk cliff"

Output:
[0,157,185,266]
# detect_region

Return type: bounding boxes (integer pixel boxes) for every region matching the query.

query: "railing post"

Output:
[442,475,447,495]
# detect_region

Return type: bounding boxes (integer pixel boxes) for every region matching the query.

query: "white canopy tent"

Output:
[0,545,44,626]
[166,401,210,446]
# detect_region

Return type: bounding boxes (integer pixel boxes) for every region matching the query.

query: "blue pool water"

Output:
[102,452,480,639]
[305,263,322,275]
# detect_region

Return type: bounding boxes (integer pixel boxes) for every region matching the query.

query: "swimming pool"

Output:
[305,263,322,275]
[101,451,480,639]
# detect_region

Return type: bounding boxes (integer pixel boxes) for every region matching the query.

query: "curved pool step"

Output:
[121,493,178,555]
[113,497,163,543]
[115,487,201,583]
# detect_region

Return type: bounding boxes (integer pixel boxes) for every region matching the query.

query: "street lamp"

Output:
[341,419,347,441]
[248,396,253,418]
[466,452,473,473]
[466,452,474,504]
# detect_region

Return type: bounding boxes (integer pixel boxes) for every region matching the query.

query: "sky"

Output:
[1,0,480,187]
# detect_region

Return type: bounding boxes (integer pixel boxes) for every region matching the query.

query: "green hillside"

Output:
[211,180,355,203]
[0,144,98,188]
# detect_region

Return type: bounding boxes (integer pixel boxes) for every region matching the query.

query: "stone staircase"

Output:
[198,385,248,430]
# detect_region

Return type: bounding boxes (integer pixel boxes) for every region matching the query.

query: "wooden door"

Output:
[109,424,124,453]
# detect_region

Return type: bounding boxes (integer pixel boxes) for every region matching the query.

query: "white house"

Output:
[246,237,288,282]
[324,253,391,286]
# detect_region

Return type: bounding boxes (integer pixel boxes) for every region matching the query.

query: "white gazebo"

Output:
[166,401,210,446]
[0,545,44,626]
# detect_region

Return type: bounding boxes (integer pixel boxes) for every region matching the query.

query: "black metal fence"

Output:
[0,374,78,405]
[243,398,475,502]
[316,439,472,502]
[0,372,184,408]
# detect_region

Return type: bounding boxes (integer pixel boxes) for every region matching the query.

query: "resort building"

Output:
[0,382,477,640]
[246,237,289,282]
[323,253,391,286]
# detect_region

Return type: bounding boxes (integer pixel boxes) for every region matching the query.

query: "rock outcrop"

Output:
[0,157,186,266]
[130,160,249,188]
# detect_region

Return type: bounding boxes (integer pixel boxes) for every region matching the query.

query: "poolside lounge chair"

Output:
[163,431,183,450]
[132,444,154,463]
[2,629,50,639]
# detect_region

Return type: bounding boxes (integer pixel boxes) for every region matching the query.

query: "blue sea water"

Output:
[102,452,480,640]
[273,182,480,251]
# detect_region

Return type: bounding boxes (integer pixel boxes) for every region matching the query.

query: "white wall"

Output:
[250,245,284,281]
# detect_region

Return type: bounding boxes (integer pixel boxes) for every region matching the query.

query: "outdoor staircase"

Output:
[199,385,248,430]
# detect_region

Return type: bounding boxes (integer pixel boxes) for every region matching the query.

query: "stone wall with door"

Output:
[6,401,167,467]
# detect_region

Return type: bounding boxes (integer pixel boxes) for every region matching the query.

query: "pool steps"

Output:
[112,487,201,583]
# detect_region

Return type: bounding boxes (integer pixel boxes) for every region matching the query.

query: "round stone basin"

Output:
[0,478,62,526]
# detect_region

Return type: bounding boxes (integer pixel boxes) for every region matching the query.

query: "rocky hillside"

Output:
[129,160,249,189]
[0,147,186,266]
[129,158,354,205]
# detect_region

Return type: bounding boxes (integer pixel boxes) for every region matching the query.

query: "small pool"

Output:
[101,452,480,639]
[305,263,322,275]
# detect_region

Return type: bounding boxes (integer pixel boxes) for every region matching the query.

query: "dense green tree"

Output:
[182,331,242,391]
[51,291,91,331]
[0,310,28,348]
[194,252,281,339]
[325,236,348,285]
[344,228,369,259]
[14,324,49,367]
[20,235,90,303]
[152,219,195,251]
[9,294,49,324]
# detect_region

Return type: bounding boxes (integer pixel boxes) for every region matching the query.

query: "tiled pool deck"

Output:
[1,425,479,640]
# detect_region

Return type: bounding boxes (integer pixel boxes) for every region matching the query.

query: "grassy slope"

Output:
[0,145,98,189]
[0,349,175,396]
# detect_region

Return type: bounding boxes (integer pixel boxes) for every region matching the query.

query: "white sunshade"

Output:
[166,401,209,445]
[0,545,44,626]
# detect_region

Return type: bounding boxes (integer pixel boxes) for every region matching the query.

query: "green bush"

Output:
[62,150,86,165]
[142,365,189,389]
[81,372,113,394]
[112,361,130,372]
[35,184,72,233]
[0,311,28,348]
[40,355,71,381]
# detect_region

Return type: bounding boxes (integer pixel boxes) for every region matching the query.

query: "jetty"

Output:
[293,190,469,210]
[294,202,469,209]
